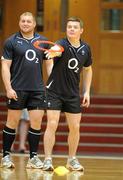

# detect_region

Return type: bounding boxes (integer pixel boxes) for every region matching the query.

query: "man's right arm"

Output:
[45,59,53,77]
[1,59,12,91]
[1,59,17,100]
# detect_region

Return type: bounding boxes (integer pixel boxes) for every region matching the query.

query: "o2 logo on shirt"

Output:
[68,58,79,73]
[25,49,39,63]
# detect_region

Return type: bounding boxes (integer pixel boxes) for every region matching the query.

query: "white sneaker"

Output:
[1,155,15,168]
[66,157,84,171]
[43,158,54,171]
[26,156,43,169]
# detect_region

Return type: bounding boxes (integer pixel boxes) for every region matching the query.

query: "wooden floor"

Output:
[0,154,123,180]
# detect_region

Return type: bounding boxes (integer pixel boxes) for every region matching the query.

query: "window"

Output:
[101,0,123,31]
[36,0,44,31]
[101,9,123,30]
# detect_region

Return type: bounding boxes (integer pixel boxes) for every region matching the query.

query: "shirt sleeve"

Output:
[1,39,13,60]
[83,45,92,67]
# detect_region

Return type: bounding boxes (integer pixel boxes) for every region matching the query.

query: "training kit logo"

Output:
[8,99,11,104]
[17,41,23,45]
[48,102,51,107]
[81,50,85,55]
[46,80,54,89]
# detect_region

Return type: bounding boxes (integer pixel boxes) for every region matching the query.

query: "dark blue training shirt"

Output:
[47,38,92,96]
[2,32,48,91]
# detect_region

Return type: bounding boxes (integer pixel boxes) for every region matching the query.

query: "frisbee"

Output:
[33,40,64,52]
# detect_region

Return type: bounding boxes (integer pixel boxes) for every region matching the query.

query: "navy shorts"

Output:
[46,90,82,113]
[7,91,46,110]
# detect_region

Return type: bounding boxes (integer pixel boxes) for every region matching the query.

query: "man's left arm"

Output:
[82,65,92,107]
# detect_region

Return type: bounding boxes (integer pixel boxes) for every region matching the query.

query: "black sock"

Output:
[28,128,41,159]
[3,126,16,157]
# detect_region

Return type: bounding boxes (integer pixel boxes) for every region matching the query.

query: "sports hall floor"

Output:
[0,154,123,180]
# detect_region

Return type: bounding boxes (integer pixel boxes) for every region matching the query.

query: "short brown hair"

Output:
[20,12,36,22]
[67,17,84,28]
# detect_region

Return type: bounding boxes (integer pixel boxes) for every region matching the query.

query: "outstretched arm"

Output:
[45,45,62,59]
[82,65,92,107]
[45,59,53,77]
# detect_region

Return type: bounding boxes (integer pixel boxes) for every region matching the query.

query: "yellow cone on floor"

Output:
[54,166,69,176]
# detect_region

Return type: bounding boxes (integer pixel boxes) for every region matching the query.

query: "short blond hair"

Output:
[20,12,36,22]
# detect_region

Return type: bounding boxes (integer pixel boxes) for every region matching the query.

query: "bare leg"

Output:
[29,110,44,130]
[65,112,81,158]
[44,110,60,158]
[19,119,29,152]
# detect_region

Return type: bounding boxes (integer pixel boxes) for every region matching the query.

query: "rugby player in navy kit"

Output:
[1,12,52,169]
[43,17,93,171]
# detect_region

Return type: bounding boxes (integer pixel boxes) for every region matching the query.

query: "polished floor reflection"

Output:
[0,155,123,180]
